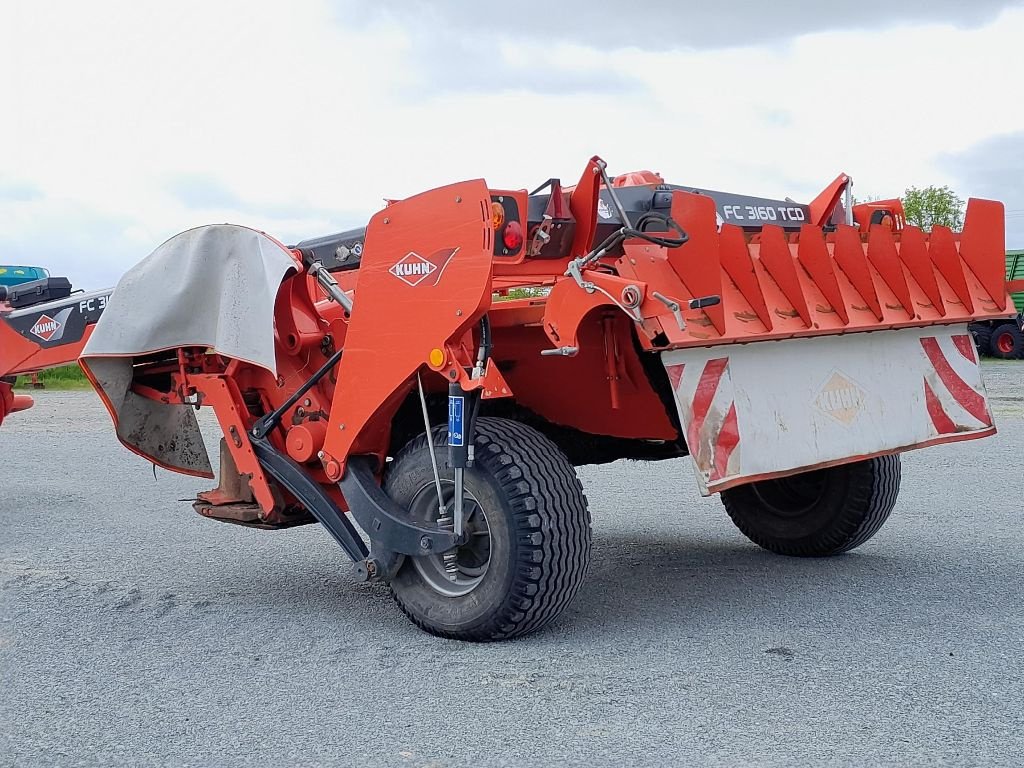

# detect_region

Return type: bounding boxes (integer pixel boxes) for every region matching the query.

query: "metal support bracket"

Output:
[651,291,721,332]
[250,435,369,564]
[307,260,354,314]
[540,346,579,357]
[339,456,459,557]
[651,291,687,331]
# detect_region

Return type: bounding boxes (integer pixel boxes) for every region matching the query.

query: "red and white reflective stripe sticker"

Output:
[669,357,740,482]
[665,362,685,391]
[951,334,977,363]
[920,334,992,435]
[712,403,740,481]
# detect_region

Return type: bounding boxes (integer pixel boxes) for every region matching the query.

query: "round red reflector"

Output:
[502,220,523,251]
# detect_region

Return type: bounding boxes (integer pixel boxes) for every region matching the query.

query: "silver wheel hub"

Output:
[409,481,491,598]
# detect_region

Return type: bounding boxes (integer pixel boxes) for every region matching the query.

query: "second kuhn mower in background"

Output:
[0,157,1016,641]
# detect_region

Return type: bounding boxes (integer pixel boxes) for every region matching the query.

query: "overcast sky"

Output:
[2,0,1023,290]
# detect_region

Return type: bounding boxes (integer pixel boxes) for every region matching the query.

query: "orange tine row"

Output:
[661,191,1005,344]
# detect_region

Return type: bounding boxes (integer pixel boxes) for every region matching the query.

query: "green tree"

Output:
[902,185,965,231]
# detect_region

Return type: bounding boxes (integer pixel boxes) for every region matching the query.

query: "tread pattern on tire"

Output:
[388,417,592,641]
[839,454,901,553]
[971,325,993,357]
[722,455,901,557]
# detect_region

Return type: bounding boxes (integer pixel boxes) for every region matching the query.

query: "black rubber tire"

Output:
[385,417,592,641]
[989,323,1024,360]
[971,324,993,357]
[720,455,901,556]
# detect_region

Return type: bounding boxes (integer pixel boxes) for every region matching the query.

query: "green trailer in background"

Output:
[1006,251,1024,313]
[970,250,1024,359]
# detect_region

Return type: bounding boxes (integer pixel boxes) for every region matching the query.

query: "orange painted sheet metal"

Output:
[322,179,495,471]
[930,226,976,313]
[544,271,648,350]
[191,374,277,514]
[0,325,98,375]
[755,224,812,327]
[0,382,30,427]
[0,301,101,423]
[807,173,850,227]
[498,322,679,441]
[865,225,913,318]
[568,157,603,259]
[718,224,773,331]
[624,191,1012,351]
[898,225,945,315]
[832,224,882,321]
[0,314,53,376]
[798,225,850,324]
[1,289,111,377]
[666,192,726,335]
[959,198,1007,310]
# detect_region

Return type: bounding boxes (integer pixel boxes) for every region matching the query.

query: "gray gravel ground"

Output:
[1,362,1023,767]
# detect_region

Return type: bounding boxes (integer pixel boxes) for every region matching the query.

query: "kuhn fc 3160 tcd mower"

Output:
[1,157,1017,640]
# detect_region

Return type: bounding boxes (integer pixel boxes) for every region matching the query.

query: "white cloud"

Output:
[1,0,1022,290]
[355,0,1019,51]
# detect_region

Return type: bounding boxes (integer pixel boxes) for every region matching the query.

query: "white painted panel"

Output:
[662,325,994,495]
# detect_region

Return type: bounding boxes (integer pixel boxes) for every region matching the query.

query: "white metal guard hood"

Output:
[81,224,296,476]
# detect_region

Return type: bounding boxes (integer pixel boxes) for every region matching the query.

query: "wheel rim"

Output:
[407,480,492,598]
[750,471,827,518]
[996,332,1014,354]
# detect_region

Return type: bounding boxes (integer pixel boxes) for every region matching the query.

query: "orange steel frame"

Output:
[0,311,97,426]
[1,157,1015,519]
